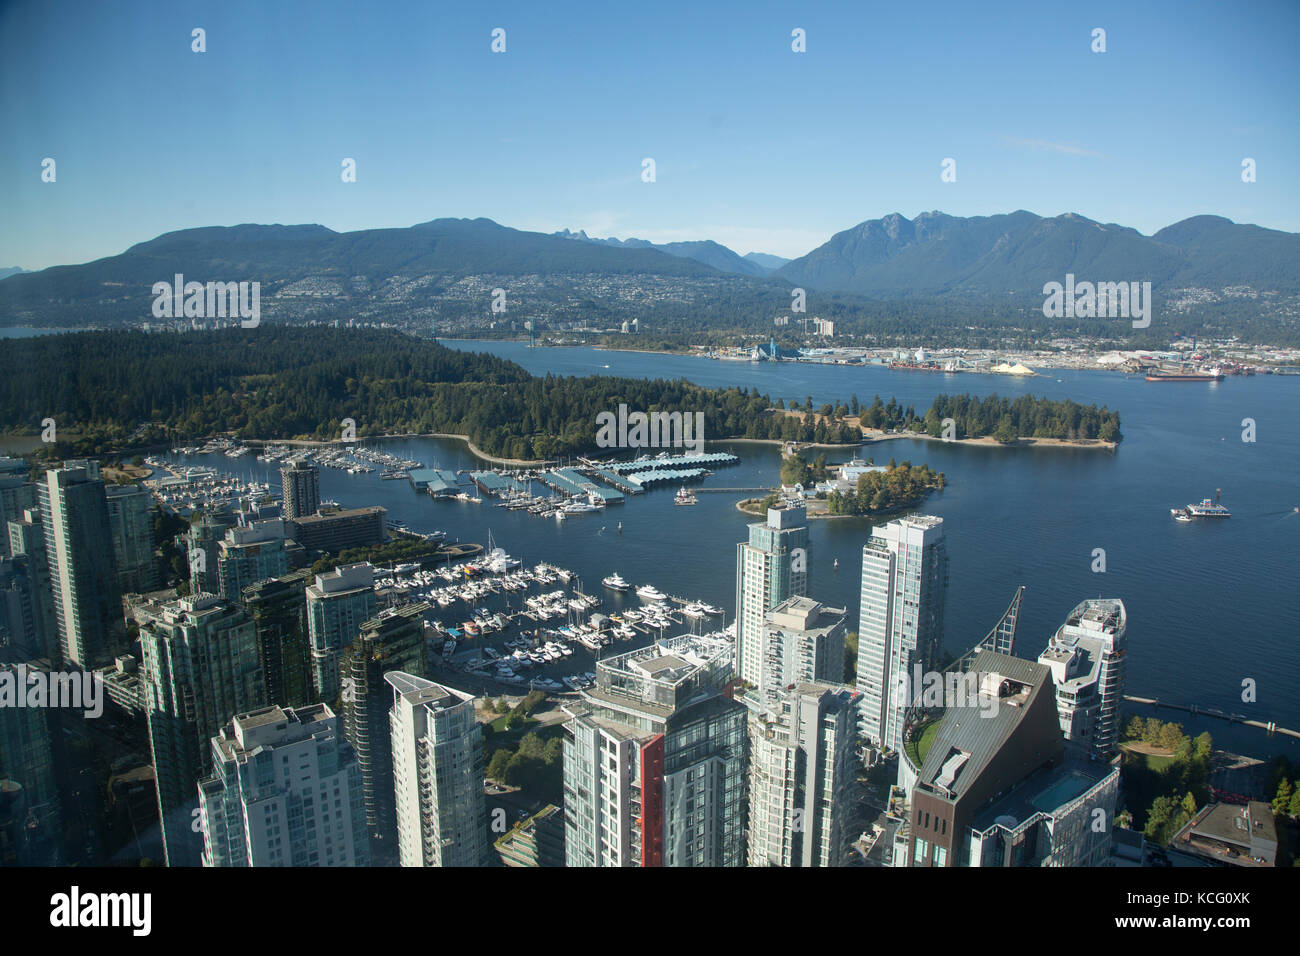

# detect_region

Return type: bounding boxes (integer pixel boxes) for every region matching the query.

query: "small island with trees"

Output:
[741,451,945,519]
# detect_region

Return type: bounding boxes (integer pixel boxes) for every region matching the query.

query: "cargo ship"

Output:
[1146,366,1223,382]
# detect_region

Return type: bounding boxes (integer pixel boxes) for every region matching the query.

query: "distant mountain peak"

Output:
[776,210,1300,297]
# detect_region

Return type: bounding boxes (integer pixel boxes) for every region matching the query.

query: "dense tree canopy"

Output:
[1,328,1121,462]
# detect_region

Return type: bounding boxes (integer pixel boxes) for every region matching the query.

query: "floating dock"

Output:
[593,469,644,494]
[625,467,708,488]
[605,451,739,475]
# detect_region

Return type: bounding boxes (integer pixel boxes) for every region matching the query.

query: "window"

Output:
[914,838,928,864]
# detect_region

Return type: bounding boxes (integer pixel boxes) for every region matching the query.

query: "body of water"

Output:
[144,339,1300,759]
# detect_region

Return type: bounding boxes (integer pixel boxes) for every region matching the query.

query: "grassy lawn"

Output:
[490,714,538,734]
[1120,741,1177,771]
[905,719,942,767]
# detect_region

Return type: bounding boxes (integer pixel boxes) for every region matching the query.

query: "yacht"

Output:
[674,486,698,506]
[636,584,667,601]
[602,572,631,591]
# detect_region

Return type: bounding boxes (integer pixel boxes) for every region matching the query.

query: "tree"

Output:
[1159,722,1185,752]
[1193,732,1212,762]
[1125,716,1146,741]
[1274,779,1294,818]
[486,749,512,781]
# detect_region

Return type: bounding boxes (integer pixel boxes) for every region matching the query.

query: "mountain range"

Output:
[774,211,1300,298]
[1,212,1296,337]
[551,229,780,276]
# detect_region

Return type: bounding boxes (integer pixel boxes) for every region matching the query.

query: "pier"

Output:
[1124,695,1300,740]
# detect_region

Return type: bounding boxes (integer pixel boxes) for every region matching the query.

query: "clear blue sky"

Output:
[2,0,1297,269]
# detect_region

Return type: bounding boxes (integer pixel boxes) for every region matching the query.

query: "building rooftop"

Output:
[969,757,1117,834]
[385,670,473,712]
[913,651,1049,800]
[767,596,845,633]
[215,703,337,760]
[584,632,733,720]
[288,506,385,527]
[1170,801,1277,866]
[309,562,374,596]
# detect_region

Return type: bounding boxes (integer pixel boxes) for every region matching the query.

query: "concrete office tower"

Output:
[105,484,159,594]
[0,457,35,560]
[563,634,747,867]
[280,458,320,520]
[198,704,370,867]
[1037,599,1128,760]
[761,597,846,702]
[216,519,289,602]
[387,671,485,867]
[735,504,810,687]
[306,563,375,701]
[240,569,314,709]
[135,594,267,866]
[857,515,948,753]
[745,682,859,867]
[186,511,238,596]
[39,460,122,669]
[0,662,62,865]
[339,603,428,860]
[895,650,1118,868]
[8,508,58,661]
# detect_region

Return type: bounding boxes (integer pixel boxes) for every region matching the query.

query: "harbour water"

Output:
[151,339,1300,759]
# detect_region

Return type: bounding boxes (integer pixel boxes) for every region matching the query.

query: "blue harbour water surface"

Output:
[187,340,1299,758]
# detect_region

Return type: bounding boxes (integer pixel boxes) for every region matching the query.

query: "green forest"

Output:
[1,327,1121,461]
[843,391,1122,443]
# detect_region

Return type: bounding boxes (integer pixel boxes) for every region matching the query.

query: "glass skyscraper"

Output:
[856,515,948,753]
[735,504,810,688]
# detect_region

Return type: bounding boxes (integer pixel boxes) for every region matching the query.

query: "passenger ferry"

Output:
[1171,489,1231,520]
